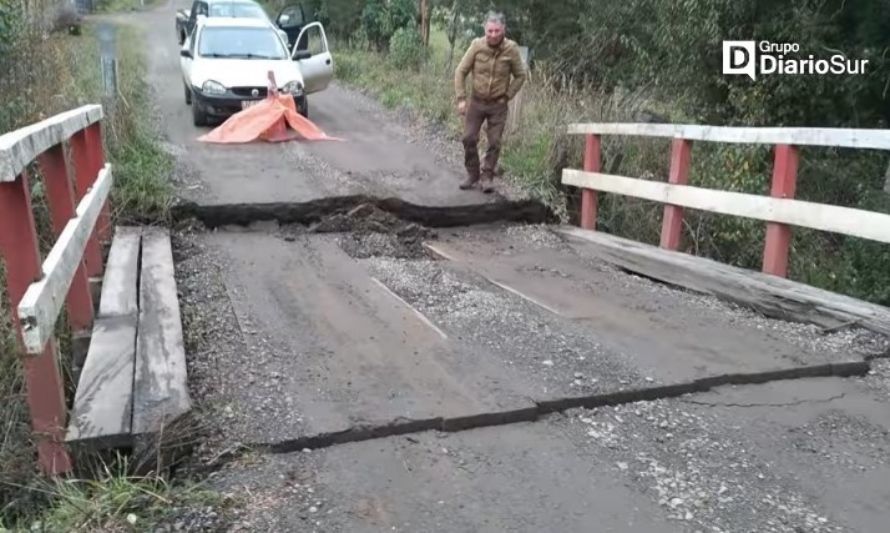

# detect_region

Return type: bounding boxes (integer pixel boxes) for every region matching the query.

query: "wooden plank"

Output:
[38,144,95,332]
[17,164,113,354]
[0,105,104,182]
[562,169,890,245]
[98,227,143,317]
[566,122,890,150]
[558,226,890,336]
[132,227,191,435]
[66,314,137,449]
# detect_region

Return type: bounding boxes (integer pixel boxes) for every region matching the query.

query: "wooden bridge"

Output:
[1,104,889,476]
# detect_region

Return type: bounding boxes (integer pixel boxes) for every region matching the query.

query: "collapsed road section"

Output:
[172,211,889,532]
[171,195,556,229]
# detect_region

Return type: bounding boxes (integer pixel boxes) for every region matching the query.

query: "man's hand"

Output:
[457,100,467,116]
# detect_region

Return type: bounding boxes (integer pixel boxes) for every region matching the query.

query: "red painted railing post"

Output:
[580,134,602,230]
[0,172,73,475]
[70,129,104,278]
[762,144,799,277]
[38,145,94,333]
[660,139,693,250]
[86,122,112,242]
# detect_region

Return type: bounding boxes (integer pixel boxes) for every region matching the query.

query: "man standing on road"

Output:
[454,11,527,193]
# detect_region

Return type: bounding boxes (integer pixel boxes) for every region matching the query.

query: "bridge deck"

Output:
[181,223,889,531]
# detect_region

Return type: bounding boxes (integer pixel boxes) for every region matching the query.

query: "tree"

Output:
[419,0,430,46]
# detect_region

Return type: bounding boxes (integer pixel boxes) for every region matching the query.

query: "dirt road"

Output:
[120,2,890,531]
[143,0,499,207]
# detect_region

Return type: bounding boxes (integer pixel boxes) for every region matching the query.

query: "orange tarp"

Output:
[198,94,342,144]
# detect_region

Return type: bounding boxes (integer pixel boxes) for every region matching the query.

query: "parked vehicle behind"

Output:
[176,0,308,49]
[180,17,333,126]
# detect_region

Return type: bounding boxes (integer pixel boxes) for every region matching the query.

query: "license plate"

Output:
[241,100,261,110]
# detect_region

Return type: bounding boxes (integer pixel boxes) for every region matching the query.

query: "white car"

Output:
[180,17,333,126]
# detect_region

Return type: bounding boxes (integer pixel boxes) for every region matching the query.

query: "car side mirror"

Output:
[293,50,311,61]
[181,49,192,58]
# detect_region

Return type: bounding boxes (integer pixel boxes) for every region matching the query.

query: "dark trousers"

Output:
[462,97,509,182]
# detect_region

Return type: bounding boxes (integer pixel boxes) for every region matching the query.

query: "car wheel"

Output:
[192,100,207,127]
[297,96,309,118]
[184,85,191,105]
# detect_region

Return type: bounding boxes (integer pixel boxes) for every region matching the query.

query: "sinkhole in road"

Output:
[171,195,556,231]
[172,195,555,260]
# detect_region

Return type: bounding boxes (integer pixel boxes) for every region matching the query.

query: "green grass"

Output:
[5,456,226,531]
[106,24,175,224]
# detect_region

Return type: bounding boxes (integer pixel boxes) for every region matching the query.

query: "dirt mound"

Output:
[309,203,436,259]
[309,203,402,233]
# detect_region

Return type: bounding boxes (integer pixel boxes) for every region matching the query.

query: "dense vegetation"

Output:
[277,0,890,305]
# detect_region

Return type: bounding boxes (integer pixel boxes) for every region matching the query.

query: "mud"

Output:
[306,203,433,259]
[171,196,555,229]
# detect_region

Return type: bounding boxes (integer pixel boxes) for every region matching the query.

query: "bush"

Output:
[361,0,389,50]
[387,0,415,30]
[360,0,418,51]
[389,26,425,69]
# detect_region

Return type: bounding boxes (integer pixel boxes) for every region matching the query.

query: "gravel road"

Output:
[113,2,890,530]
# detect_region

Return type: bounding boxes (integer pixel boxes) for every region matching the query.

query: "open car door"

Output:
[275,3,307,50]
[291,22,333,95]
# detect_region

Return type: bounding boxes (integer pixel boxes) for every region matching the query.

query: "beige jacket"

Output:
[454,37,527,103]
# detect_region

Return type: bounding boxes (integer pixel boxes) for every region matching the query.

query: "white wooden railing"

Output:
[0,104,112,475]
[562,123,890,278]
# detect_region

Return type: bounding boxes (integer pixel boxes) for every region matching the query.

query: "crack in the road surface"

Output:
[679,393,847,409]
[171,196,555,229]
[204,361,869,463]
[864,347,890,361]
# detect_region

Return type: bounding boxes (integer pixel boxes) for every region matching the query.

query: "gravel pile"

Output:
[785,407,890,471]
[174,230,308,451]
[625,271,890,359]
[152,504,230,533]
[304,203,437,259]
[366,256,648,397]
[860,357,890,401]
[208,452,342,533]
[561,400,845,533]
[172,231,240,462]
[504,223,568,248]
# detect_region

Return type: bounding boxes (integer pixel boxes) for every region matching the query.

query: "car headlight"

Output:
[201,80,226,95]
[283,80,304,96]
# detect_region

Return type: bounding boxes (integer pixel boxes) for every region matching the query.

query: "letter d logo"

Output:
[722,41,756,80]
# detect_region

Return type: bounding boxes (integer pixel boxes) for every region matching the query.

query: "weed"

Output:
[5,455,225,531]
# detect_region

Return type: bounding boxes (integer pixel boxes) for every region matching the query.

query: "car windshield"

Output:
[208,3,267,19]
[198,26,287,59]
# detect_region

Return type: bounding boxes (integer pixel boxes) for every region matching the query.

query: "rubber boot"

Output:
[459,175,479,190]
[481,176,495,193]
